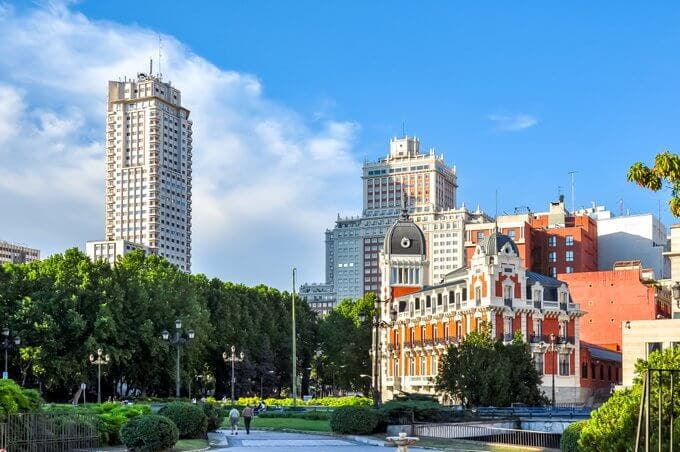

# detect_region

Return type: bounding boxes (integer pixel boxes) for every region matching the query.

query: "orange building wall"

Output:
[559,269,665,351]
[392,286,422,299]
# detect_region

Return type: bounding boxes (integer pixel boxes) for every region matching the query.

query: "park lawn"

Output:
[415,438,549,451]
[172,438,209,451]
[221,417,331,432]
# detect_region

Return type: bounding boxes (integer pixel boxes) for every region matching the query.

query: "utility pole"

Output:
[292,267,297,406]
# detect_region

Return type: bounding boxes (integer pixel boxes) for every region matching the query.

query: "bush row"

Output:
[258,410,331,421]
[233,395,372,408]
[0,379,43,420]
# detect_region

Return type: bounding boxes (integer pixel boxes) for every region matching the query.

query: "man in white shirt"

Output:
[228,407,240,435]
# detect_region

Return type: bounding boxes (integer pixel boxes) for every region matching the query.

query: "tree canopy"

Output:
[435,325,546,407]
[627,151,680,215]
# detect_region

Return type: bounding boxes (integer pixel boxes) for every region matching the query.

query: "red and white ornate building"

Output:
[377,213,590,404]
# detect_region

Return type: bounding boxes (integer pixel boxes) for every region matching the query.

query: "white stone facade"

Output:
[86,239,152,266]
[100,73,192,272]
[0,241,39,264]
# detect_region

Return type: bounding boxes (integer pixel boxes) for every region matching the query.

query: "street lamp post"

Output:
[549,333,556,409]
[359,301,397,408]
[89,348,111,404]
[1,328,20,380]
[223,346,244,404]
[162,319,195,398]
[291,267,297,406]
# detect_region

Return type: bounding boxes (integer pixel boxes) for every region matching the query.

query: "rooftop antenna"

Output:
[158,34,163,79]
[619,198,624,217]
[149,57,153,76]
[568,170,578,213]
[494,189,499,232]
[402,121,405,138]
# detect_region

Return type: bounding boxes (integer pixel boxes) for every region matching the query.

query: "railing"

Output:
[529,335,574,345]
[412,423,561,449]
[0,411,98,451]
[475,406,592,418]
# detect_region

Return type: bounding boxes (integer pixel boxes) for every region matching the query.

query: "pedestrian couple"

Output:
[228,405,254,435]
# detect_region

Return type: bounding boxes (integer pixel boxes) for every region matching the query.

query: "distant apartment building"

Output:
[559,261,671,352]
[298,283,336,316]
[589,209,668,280]
[0,241,39,264]
[303,136,486,314]
[88,71,193,271]
[464,197,598,278]
[86,240,151,266]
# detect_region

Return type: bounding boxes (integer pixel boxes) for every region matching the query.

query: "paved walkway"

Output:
[208,429,433,451]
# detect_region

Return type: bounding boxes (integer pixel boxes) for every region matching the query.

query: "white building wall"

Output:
[597,213,668,279]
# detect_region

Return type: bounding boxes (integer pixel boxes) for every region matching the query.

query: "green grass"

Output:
[172,438,209,451]
[222,417,331,432]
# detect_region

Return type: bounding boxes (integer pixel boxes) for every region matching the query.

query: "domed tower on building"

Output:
[379,208,429,309]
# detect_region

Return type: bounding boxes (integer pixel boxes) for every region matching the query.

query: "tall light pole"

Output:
[223,346,244,404]
[359,301,396,408]
[162,319,195,398]
[291,267,297,406]
[1,327,20,380]
[89,348,110,404]
[549,333,556,408]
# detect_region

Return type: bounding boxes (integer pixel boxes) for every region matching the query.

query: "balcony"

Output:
[503,333,514,342]
[504,298,513,308]
[404,376,433,387]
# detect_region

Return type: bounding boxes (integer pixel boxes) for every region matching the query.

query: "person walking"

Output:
[242,405,254,434]
[228,406,240,435]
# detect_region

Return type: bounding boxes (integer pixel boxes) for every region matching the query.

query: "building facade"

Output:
[464,197,598,278]
[85,240,151,266]
[298,283,336,316]
[377,215,588,404]
[0,241,40,264]
[89,72,193,271]
[558,262,671,352]
[596,212,668,280]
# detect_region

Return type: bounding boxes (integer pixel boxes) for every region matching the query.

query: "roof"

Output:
[526,271,565,288]
[384,211,426,256]
[482,232,519,256]
[582,342,622,363]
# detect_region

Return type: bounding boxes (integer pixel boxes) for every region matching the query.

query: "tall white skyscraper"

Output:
[89,71,192,272]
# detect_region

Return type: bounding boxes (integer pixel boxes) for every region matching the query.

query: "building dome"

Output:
[384,211,426,256]
[481,231,519,256]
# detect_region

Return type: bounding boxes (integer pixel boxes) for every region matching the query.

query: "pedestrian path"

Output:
[209,429,433,451]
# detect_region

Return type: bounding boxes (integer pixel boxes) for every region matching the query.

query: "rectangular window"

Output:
[431,355,438,375]
[548,236,557,247]
[534,353,544,375]
[508,230,515,239]
[420,357,426,376]
[548,251,557,262]
[476,231,485,241]
[565,266,574,273]
[582,362,588,379]
[559,354,569,376]
[550,267,557,277]
[504,285,513,301]
[565,235,574,246]
[647,342,663,357]
[475,287,481,302]
[566,251,574,262]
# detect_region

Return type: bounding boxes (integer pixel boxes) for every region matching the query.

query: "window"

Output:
[476,231,485,241]
[431,355,438,375]
[565,235,574,246]
[565,266,574,273]
[534,319,543,337]
[508,230,516,239]
[548,236,557,247]
[475,287,481,302]
[566,251,574,262]
[533,289,542,301]
[582,362,588,379]
[548,252,557,262]
[647,342,663,357]
[504,285,513,301]
[410,357,415,376]
[534,353,544,375]
[420,357,426,376]
[559,354,569,376]
[550,267,557,277]
[456,321,462,338]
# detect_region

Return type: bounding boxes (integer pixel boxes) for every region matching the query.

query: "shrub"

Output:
[329,407,380,434]
[120,414,179,452]
[0,379,42,420]
[312,396,372,407]
[202,402,225,431]
[157,402,207,439]
[578,387,641,452]
[561,420,586,452]
[379,399,452,423]
[258,410,331,420]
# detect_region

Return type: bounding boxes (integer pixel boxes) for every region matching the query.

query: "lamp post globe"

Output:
[161,321,194,398]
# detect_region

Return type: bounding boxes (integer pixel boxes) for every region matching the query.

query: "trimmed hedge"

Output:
[329,407,381,434]
[561,420,587,452]
[258,410,331,421]
[120,414,179,452]
[236,396,372,408]
[202,402,225,431]
[158,402,207,439]
[379,399,457,423]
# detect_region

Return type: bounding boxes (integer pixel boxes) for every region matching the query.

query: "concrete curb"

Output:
[346,435,387,447]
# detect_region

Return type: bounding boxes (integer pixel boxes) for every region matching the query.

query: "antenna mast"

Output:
[158,34,162,79]
[568,171,578,213]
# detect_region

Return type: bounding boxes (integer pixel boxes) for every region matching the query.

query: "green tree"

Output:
[578,347,680,451]
[627,151,680,215]
[436,324,545,407]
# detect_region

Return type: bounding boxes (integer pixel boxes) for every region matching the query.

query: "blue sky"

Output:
[1,1,679,289]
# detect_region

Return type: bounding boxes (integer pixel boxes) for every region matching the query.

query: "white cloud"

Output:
[0,2,361,287]
[487,113,538,131]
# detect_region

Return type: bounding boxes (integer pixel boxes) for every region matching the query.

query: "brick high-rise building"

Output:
[88,71,193,271]
[464,197,598,278]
